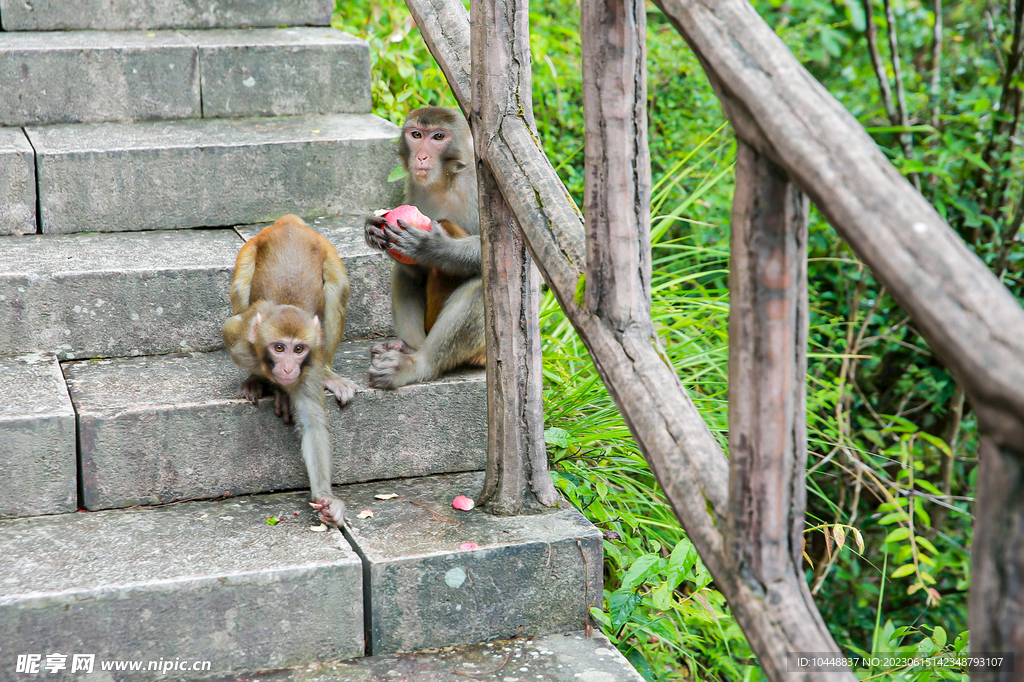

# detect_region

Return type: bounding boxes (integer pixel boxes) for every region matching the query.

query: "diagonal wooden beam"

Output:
[652,0,1024,449]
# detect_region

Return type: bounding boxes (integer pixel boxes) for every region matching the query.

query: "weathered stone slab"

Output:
[0,31,199,127]
[340,472,603,655]
[0,127,35,235]
[237,215,394,341]
[63,343,487,511]
[0,224,393,361]
[0,229,240,360]
[0,493,364,678]
[0,354,76,518]
[236,631,644,682]
[187,28,372,118]
[28,114,402,233]
[0,0,334,31]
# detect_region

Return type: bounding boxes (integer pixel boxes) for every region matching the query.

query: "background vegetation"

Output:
[335,1,1023,678]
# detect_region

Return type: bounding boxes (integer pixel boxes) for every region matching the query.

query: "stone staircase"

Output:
[0,2,640,680]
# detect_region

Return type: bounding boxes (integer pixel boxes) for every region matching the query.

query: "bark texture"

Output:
[470,0,558,513]
[970,439,1024,682]
[728,142,849,679]
[581,0,652,324]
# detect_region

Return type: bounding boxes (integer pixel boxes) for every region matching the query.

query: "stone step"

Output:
[188,28,371,119]
[230,631,643,682]
[26,113,401,234]
[64,343,487,511]
[340,472,603,656]
[0,127,35,236]
[0,219,393,360]
[0,28,370,127]
[0,492,364,679]
[0,31,199,127]
[0,354,76,518]
[0,0,334,31]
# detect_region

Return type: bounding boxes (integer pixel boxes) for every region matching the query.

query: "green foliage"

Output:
[333,3,457,123]
[336,0,1021,678]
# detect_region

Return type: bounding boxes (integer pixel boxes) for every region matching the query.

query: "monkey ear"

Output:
[247,313,262,345]
[312,315,323,344]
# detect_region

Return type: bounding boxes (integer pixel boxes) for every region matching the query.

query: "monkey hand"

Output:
[239,375,267,404]
[311,496,345,528]
[382,219,449,265]
[364,215,391,252]
[324,369,356,407]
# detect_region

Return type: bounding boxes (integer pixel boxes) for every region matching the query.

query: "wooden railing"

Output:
[404,0,1024,679]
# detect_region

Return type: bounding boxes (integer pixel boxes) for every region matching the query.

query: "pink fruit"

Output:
[452,495,475,511]
[382,205,432,265]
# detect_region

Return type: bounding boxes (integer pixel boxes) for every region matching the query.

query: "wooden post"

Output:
[469,0,559,513]
[581,0,652,327]
[727,141,852,680]
[971,439,1024,682]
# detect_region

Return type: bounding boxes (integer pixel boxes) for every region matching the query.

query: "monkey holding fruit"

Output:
[222,214,355,527]
[364,107,485,389]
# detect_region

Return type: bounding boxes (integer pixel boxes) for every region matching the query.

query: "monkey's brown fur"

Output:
[364,108,486,388]
[223,214,352,527]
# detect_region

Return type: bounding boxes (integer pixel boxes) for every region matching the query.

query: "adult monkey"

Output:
[223,214,355,527]
[364,107,485,389]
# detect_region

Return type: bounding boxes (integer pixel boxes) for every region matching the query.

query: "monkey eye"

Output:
[433,132,445,140]
[294,345,305,354]
[273,343,285,353]
[410,130,422,139]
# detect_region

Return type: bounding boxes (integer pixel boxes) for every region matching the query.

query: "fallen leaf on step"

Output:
[357,510,374,519]
[310,523,328,532]
[265,516,281,526]
[459,542,478,551]
[374,493,399,500]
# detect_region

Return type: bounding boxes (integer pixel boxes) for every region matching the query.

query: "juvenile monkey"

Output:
[222,214,354,527]
[364,107,485,388]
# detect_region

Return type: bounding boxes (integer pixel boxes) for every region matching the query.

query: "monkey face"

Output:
[403,126,451,185]
[249,305,321,388]
[264,339,310,386]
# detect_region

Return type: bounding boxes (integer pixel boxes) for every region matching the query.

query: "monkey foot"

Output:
[370,338,413,358]
[239,375,266,404]
[310,496,345,528]
[368,349,419,389]
[324,372,356,406]
[274,389,293,424]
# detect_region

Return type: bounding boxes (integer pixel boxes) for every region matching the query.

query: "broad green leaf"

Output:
[878,512,908,525]
[544,427,572,448]
[885,527,911,543]
[891,563,917,579]
[610,587,643,630]
[620,553,662,590]
[651,581,674,611]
